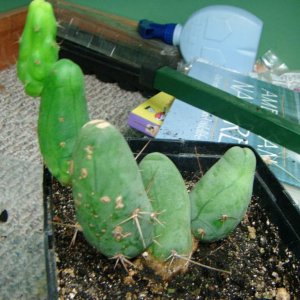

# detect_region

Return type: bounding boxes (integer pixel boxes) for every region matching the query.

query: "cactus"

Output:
[17,0,59,97]
[38,59,89,185]
[139,152,194,279]
[71,120,153,259]
[190,146,256,242]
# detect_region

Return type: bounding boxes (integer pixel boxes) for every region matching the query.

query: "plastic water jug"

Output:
[139,5,263,73]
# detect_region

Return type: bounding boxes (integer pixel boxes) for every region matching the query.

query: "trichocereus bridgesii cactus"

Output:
[38,59,89,185]
[17,0,59,97]
[139,152,194,280]
[190,146,256,242]
[70,120,154,263]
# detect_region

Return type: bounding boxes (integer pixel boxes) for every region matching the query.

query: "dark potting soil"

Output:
[50,176,300,300]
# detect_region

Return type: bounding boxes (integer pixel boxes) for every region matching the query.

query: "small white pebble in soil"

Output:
[272,271,279,278]
[260,247,265,254]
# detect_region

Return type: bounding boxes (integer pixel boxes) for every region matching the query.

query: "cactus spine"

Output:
[190,146,256,242]
[17,0,58,97]
[38,59,89,185]
[139,152,194,279]
[71,120,153,259]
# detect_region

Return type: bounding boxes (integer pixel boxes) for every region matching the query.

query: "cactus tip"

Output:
[150,210,166,226]
[166,250,231,275]
[110,254,135,273]
[197,228,206,239]
[118,208,149,248]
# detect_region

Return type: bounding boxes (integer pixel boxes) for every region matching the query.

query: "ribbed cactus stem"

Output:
[139,152,194,280]
[190,146,256,242]
[71,120,154,259]
[38,59,89,185]
[17,0,59,97]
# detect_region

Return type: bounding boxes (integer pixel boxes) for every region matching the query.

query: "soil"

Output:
[50,175,300,300]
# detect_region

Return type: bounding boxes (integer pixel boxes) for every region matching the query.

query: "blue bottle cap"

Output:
[138,19,177,45]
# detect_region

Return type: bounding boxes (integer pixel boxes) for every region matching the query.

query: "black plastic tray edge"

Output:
[43,138,300,300]
[57,37,168,95]
[43,168,59,300]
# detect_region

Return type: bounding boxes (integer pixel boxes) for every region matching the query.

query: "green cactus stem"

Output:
[190,146,257,242]
[38,59,89,185]
[139,152,194,280]
[17,0,59,97]
[71,120,154,259]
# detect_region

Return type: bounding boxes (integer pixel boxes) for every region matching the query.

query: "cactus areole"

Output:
[17,0,59,97]
[190,146,257,242]
[38,59,89,185]
[71,120,154,259]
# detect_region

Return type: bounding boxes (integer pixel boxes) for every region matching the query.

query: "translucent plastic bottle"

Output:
[139,5,263,73]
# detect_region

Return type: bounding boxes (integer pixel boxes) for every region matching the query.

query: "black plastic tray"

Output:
[53,1,181,94]
[44,139,300,299]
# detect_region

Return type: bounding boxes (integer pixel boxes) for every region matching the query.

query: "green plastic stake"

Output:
[154,66,300,154]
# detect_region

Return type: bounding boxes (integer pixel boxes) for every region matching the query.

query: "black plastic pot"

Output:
[44,139,300,299]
